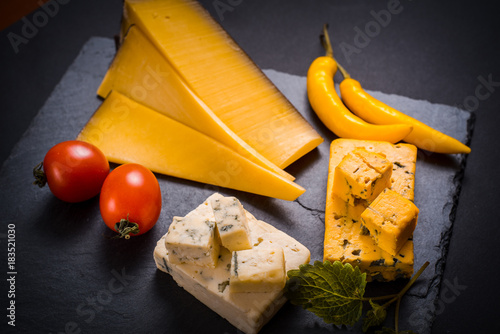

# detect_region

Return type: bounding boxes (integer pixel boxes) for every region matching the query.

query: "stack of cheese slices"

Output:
[77,0,323,201]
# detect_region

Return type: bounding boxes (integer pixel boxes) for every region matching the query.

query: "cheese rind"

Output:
[333,148,392,206]
[229,248,286,293]
[122,0,323,168]
[361,188,419,256]
[165,201,219,268]
[324,139,417,281]
[76,91,306,201]
[211,196,252,251]
[154,194,310,334]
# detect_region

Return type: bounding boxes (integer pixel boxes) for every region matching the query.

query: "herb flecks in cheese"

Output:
[361,188,419,256]
[218,280,230,293]
[165,200,220,268]
[230,248,286,293]
[211,196,252,251]
[333,148,392,207]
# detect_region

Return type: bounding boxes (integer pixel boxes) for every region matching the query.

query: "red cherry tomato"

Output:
[34,140,109,203]
[99,163,162,238]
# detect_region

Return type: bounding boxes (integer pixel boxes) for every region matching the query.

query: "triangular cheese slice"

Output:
[98,25,293,181]
[77,91,305,201]
[122,0,323,168]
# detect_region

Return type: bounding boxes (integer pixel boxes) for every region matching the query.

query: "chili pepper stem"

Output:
[321,24,351,79]
[321,24,334,58]
[336,62,351,79]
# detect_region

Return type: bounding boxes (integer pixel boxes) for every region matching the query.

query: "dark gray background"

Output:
[1,0,499,333]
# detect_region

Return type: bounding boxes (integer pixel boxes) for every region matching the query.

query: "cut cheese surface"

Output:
[211,196,252,251]
[165,201,219,268]
[229,247,286,293]
[98,25,293,181]
[324,139,417,281]
[328,139,417,202]
[122,0,323,168]
[333,148,392,206]
[361,188,419,256]
[77,91,305,201]
[154,194,311,334]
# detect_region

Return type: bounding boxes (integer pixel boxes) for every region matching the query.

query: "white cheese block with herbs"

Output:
[211,196,252,251]
[154,193,310,334]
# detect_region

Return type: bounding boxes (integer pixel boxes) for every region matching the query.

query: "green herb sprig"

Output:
[285,260,429,333]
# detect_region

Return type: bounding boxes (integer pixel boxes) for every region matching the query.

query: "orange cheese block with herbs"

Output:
[98,25,293,182]
[324,139,417,281]
[77,91,305,201]
[121,0,323,168]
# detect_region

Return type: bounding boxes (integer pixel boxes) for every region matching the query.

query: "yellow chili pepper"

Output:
[339,76,471,154]
[307,25,413,143]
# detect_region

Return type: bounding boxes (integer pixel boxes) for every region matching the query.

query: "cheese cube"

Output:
[333,148,392,206]
[211,196,252,251]
[361,188,419,256]
[165,201,220,268]
[229,248,286,293]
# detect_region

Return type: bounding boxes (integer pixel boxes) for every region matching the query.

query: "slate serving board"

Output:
[0,37,472,334]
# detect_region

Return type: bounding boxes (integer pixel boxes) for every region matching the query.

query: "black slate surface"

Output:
[0,36,472,334]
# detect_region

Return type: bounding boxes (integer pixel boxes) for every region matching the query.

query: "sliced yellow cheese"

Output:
[324,139,417,281]
[122,0,323,168]
[98,26,293,182]
[77,91,305,201]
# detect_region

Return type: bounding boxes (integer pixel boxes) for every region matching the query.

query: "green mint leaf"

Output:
[362,300,387,332]
[285,260,366,326]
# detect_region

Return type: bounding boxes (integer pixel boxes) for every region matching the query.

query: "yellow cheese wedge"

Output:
[98,26,293,182]
[324,139,417,281]
[76,91,305,201]
[122,0,323,168]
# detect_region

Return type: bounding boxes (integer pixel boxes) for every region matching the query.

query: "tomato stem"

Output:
[33,162,47,187]
[114,215,140,239]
